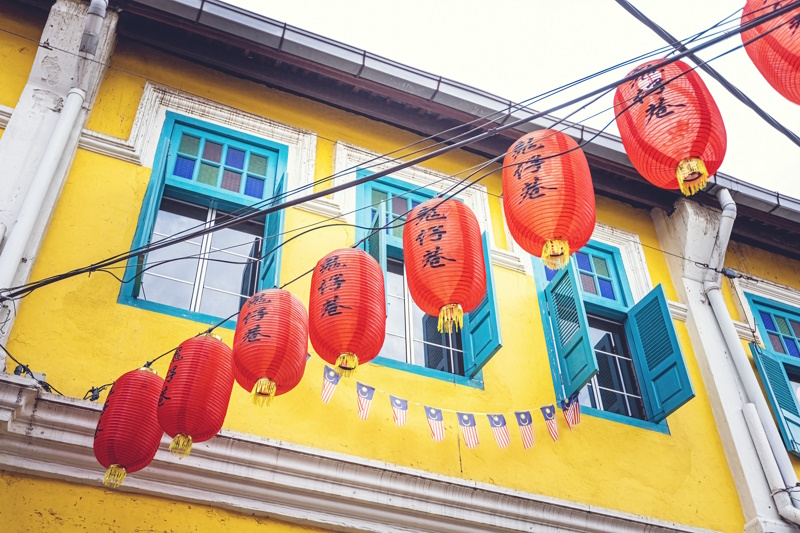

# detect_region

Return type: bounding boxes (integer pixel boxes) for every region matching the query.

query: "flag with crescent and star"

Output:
[320,365,340,404]
[561,393,581,429]
[457,412,479,448]
[541,405,559,441]
[390,395,408,427]
[425,406,445,442]
[514,411,534,449]
[356,382,375,420]
[487,414,510,449]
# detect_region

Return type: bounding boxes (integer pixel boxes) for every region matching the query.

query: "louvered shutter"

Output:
[463,231,503,377]
[627,284,694,422]
[544,264,597,396]
[260,172,286,288]
[752,343,800,456]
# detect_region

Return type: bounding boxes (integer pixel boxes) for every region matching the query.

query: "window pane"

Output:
[791,320,800,338]
[576,252,592,272]
[140,274,194,310]
[385,260,407,358]
[786,339,800,359]
[599,388,628,416]
[153,198,208,243]
[596,351,623,392]
[248,154,268,176]
[760,311,778,332]
[391,217,405,238]
[592,256,610,277]
[173,156,195,179]
[145,241,201,282]
[204,253,257,295]
[776,316,792,336]
[197,163,219,186]
[769,332,786,353]
[544,266,558,281]
[226,147,245,169]
[208,218,264,254]
[381,334,406,363]
[197,286,244,319]
[391,195,407,216]
[245,176,265,198]
[178,134,200,156]
[221,170,242,192]
[598,278,615,300]
[203,141,223,163]
[580,272,597,294]
[371,189,388,206]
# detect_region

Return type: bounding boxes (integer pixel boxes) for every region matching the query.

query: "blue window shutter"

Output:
[544,263,597,397]
[463,231,503,377]
[260,171,286,288]
[752,344,800,456]
[627,284,694,423]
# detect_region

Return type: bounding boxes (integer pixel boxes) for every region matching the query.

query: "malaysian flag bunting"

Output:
[425,406,445,442]
[541,405,559,441]
[515,411,534,450]
[356,382,375,420]
[561,393,581,429]
[457,412,479,449]
[487,414,510,449]
[390,395,408,427]
[320,365,340,404]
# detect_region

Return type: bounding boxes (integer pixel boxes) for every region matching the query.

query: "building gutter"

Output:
[702,188,800,525]
[0,0,109,289]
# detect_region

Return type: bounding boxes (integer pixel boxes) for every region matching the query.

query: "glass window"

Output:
[756,306,800,358]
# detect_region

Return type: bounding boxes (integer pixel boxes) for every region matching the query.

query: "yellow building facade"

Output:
[2,1,800,532]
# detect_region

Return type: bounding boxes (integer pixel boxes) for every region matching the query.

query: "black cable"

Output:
[614,0,800,148]
[0,343,64,395]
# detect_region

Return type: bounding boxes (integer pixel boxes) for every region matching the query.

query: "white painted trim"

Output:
[730,276,800,347]
[0,375,715,533]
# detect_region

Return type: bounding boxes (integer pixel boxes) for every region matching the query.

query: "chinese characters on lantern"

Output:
[414,205,456,270]
[317,255,352,318]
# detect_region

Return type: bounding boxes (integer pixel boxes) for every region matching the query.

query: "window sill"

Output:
[581,405,670,434]
[371,356,484,389]
[118,295,237,330]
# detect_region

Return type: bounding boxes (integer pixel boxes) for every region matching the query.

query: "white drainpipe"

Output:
[703,188,800,524]
[0,0,108,291]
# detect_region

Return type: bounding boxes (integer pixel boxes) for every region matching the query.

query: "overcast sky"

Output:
[229,0,800,197]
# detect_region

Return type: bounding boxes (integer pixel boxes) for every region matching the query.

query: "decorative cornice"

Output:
[0,375,713,533]
[0,104,11,130]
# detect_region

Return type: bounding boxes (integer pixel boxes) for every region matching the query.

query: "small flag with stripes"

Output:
[458,412,479,448]
[561,393,581,429]
[487,414,510,449]
[541,405,559,442]
[356,382,375,420]
[425,406,445,442]
[320,365,340,404]
[515,411,534,450]
[390,395,408,427]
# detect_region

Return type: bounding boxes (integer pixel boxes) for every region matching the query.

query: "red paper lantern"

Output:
[502,129,596,270]
[614,58,727,196]
[741,0,800,105]
[402,198,486,333]
[157,334,234,458]
[309,249,385,376]
[93,368,164,488]
[232,289,308,405]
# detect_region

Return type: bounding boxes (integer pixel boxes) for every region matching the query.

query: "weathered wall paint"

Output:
[0,470,325,532]
[3,32,745,532]
[0,2,44,109]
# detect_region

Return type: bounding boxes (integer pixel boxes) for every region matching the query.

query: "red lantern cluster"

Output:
[232,289,308,405]
[614,59,727,196]
[403,198,486,333]
[93,368,164,488]
[157,334,234,458]
[309,249,385,376]
[741,0,800,106]
[502,129,596,270]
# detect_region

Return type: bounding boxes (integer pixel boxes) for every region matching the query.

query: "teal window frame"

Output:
[534,241,694,433]
[355,173,502,388]
[747,294,800,456]
[118,112,288,329]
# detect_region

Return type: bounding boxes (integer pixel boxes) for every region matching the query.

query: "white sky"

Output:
[230,0,800,197]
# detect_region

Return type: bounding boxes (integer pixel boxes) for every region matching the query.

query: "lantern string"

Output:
[4,0,793,303]
[0,343,64,396]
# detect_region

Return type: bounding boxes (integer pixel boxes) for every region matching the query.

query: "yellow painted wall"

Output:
[0,1,44,109]
[5,35,744,532]
[0,470,325,532]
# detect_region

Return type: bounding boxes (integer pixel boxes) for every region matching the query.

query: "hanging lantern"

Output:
[614,58,727,196]
[309,249,385,377]
[232,289,308,405]
[402,198,486,333]
[741,0,800,105]
[157,334,234,458]
[502,129,596,270]
[93,367,164,488]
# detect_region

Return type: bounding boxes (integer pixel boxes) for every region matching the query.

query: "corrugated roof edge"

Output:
[131,0,797,222]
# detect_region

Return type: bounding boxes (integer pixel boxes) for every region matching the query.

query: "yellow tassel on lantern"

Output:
[336,352,359,377]
[438,303,464,334]
[102,464,127,488]
[676,157,709,196]
[252,378,277,406]
[542,239,570,270]
[169,433,193,458]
